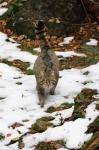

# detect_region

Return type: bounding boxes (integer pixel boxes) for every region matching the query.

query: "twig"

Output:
[80,0,91,22]
[6,131,32,146]
[89,0,99,5]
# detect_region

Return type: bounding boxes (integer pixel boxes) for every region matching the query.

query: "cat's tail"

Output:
[35,20,47,40]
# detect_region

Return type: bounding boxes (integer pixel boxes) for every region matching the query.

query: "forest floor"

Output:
[0,2,99,150]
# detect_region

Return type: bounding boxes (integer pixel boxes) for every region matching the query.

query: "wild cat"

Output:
[33,20,59,107]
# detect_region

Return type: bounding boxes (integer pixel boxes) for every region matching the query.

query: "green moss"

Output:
[1,59,12,66]
[72,88,97,120]
[81,45,99,56]
[2,0,28,17]
[16,82,22,85]
[0,59,33,75]
[87,117,99,133]
[60,103,73,109]
[59,55,98,70]
[26,69,33,75]
[35,140,66,150]
[46,103,73,113]
[46,106,56,113]
[0,133,5,140]
[96,103,99,110]
[0,97,6,100]
[31,116,54,133]
[35,141,49,150]
[75,88,97,106]
[20,61,30,69]
[83,71,90,75]
[27,48,39,55]
[37,116,54,122]
[75,92,85,104]
[73,109,85,119]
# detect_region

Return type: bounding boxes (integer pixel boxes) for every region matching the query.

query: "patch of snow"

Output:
[33,47,41,52]
[0,32,8,42]
[58,148,68,150]
[0,8,8,16]
[86,102,99,121]
[59,36,74,46]
[82,62,99,92]
[51,107,74,126]
[0,63,23,79]
[0,2,8,16]
[57,69,86,97]
[86,38,98,46]
[56,51,86,58]
[0,2,8,7]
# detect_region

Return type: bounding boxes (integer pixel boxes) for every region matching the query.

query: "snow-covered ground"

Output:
[0,5,99,150]
[0,31,99,150]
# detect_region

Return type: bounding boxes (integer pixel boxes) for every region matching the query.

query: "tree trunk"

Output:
[83,0,99,21]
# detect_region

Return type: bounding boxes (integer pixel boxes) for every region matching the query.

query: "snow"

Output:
[0,8,8,16]
[22,101,98,150]
[33,47,41,52]
[0,2,8,7]
[59,36,74,46]
[0,29,99,149]
[82,63,99,92]
[0,32,37,68]
[56,51,86,58]
[86,38,98,46]
[0,2,8,16]
[51,107,74,126]
[58,148,68,150]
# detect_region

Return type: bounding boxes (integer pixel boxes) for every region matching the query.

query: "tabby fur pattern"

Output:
[33,21,59,107]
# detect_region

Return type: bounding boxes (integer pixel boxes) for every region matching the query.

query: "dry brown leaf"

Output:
[11,122,23,129]
[18,142,25,149]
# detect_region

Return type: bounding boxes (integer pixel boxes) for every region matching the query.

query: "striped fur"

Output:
[33,21,59,107]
